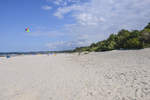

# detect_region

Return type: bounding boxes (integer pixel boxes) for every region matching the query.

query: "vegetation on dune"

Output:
[74,22,150,52]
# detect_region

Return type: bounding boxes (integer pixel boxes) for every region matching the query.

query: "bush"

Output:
[141,29,150,44]
[107,41,117,50]
[123,38,143,49]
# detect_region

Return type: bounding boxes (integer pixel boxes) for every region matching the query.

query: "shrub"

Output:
[141,29,150,44]
[123,38,143,49]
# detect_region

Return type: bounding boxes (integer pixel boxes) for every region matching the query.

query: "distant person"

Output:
[6,55,10,59]
[78,50,81,55]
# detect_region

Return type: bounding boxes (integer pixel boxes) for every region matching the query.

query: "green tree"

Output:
[107,41,116,50]
[123,38,143,49]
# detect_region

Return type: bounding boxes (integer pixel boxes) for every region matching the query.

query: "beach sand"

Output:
[0,49,150,100]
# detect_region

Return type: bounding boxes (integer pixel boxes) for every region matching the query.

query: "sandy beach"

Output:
[0,49,150,100]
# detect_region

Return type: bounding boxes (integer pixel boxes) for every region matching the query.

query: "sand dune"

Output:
[0,49,150,100]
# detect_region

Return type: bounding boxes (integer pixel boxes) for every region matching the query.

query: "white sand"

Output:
[0,49,150,100]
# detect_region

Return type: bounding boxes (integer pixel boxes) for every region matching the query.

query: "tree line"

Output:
[74,22,150,52]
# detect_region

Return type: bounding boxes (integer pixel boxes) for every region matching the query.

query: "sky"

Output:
[0,0,150,52]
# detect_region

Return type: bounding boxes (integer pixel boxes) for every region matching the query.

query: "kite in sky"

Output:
[25,27,30,32]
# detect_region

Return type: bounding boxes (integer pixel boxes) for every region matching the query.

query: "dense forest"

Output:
[74,22,150,52]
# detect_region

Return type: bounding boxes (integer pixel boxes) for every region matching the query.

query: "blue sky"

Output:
[0,0,150,52]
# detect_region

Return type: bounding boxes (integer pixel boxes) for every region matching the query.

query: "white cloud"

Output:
[46,41,65,50]
[47,0,64,5]
[54,4,83,18]
[41,5,52,10]
[75,13,105,25]
[54,0,150,28]
[47,0,84,6]
[55,0,150,34]
[46,39,91,51]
